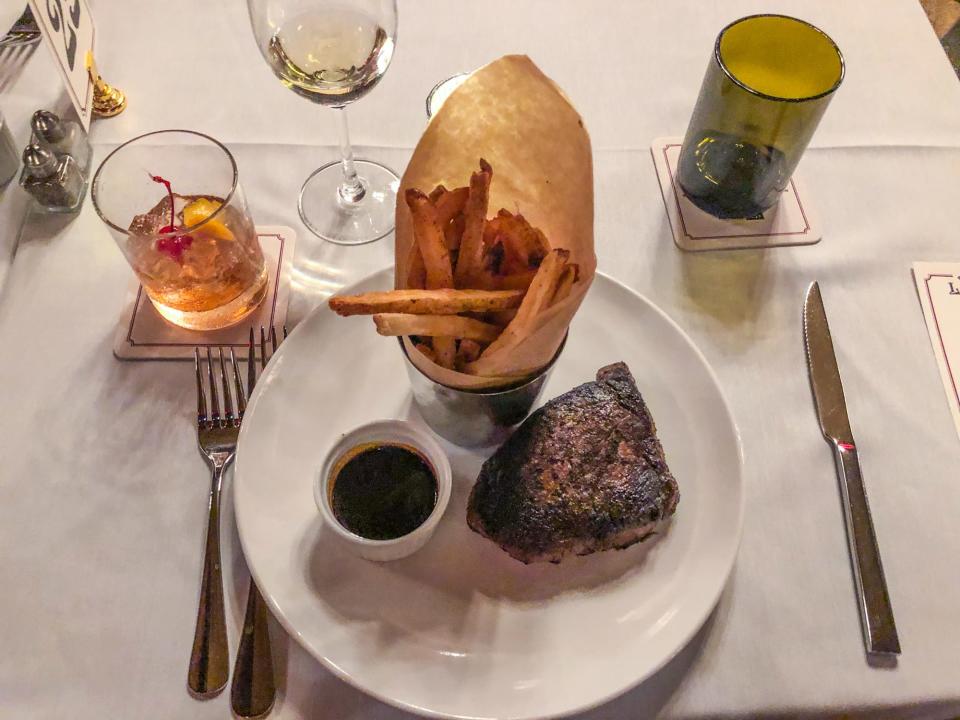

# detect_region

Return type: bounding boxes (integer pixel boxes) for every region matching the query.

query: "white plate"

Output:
[234,269,743,720]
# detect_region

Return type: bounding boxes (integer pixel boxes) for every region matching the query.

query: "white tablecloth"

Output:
[2,2,960,719]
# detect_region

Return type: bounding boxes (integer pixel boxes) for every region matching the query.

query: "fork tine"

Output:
[0,44,25,91]
[195,348,207,426]
[207,347,220,425]
[260,326,268,373]
[270,326,278,353]
[219,348,234,423]
[247,327,256,398]
[0,44,17,62]
[0,50,12,92]
[231,348,247,418]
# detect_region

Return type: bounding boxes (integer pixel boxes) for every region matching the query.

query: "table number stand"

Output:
[85,52,126,118]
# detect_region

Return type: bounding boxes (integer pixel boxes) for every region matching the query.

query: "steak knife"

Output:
[803,282,900,656]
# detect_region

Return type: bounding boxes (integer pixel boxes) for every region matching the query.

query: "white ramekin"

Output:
[314,420,452,562]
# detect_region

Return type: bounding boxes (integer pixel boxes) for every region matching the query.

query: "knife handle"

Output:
[832,442,901,656]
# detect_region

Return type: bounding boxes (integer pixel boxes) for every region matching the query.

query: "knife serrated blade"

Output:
[803,281,900,657]
[804,281,854,445]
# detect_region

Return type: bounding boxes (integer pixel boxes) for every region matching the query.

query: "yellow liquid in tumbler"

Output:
[721,59,829,100]
[719,16,842,100]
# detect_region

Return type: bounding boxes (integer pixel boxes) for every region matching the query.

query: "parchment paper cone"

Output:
[396,55,595,390]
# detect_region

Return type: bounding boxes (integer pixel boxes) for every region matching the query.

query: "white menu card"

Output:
[914,262,960,441]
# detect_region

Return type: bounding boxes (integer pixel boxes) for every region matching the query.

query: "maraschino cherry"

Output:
[150,174,193,263]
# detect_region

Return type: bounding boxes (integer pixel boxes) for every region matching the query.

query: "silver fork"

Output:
[188,346,247,697]
[0,38,39,93]
[231,326,285,717]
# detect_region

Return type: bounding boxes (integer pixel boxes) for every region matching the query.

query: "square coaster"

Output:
[113,226,295,361]
[650,137,821,252]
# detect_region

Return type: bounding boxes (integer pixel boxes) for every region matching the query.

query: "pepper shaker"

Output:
[19,144,85,213]
[31,110,91,176]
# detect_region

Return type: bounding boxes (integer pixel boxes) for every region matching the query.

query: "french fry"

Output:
[511,248,569,324]
[406,189,453,289]
[405,242,426,288]
[414,342,437,364]
[465,248,568,372]
[373,313,503,344]
[550,263,579,306]
[487,308,518,326]
[433,337,456,369]
[454,159,492,287]
[472,265,537,292]
[329,288,525,316]
[455,339,483,370]
[499,230,530,276]
[445,213,465,251]
[433,186,468,225]
[458,339,483,362]
[483,210,550,274]
[406,188,466,287]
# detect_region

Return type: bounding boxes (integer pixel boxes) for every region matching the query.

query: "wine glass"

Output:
[247,0,399,245]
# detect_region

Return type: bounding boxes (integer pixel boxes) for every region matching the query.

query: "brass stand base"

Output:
[85,51,126,118]
[92,83,126,117]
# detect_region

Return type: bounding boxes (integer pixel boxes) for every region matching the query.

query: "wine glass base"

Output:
[298,159,400,246]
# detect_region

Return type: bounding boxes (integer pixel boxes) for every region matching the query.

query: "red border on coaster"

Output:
[123,233,285,348]
[656,143,811,242]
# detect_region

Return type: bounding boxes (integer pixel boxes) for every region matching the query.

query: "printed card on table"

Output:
[913,262,960,441]
[28,0,95,130]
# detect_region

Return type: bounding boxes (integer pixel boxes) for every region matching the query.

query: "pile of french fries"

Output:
[328,160,579,375]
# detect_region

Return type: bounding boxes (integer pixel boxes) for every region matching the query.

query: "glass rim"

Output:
[425,71,471,118]
[713,13,845,104]
[91,129,240,239]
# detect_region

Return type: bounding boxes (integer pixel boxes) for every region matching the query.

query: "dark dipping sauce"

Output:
[330,442,438,541]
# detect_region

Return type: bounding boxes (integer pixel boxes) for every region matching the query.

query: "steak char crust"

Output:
[467,362,679,563]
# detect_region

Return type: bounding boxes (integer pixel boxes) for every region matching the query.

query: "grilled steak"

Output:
[467,362,679,563]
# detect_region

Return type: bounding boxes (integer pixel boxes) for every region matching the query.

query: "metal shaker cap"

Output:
[31,110,67,142]
[22,143,58,177]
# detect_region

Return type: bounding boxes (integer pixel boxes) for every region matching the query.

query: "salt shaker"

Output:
[31,110,91,176]
[19,144,85,212]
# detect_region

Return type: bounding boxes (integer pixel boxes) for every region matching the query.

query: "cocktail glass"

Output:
[92,130,267,331]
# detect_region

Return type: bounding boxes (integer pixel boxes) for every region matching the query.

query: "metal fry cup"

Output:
[399,335,567,448]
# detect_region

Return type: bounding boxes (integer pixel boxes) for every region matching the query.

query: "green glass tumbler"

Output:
[678,14,844,219]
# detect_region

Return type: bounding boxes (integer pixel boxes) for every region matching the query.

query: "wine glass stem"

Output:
[335,107,366,204]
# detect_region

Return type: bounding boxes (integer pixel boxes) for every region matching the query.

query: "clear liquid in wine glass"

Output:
[267,7,394,107]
